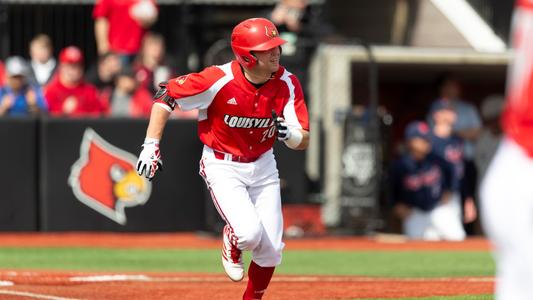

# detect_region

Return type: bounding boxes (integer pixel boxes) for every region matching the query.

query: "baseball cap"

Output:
[429,99,455,115]
[404,121,431,140]
[59,46,84,64]
[5,56,29,77]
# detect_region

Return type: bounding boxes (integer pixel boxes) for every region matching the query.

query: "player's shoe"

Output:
[222,225,244,282]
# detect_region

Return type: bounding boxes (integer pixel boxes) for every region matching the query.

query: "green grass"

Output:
[0,247,494,277]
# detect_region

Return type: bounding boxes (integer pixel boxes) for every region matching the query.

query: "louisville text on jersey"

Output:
[224,114,274,129]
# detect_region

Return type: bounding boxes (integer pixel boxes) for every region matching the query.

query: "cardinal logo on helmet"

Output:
[176,75,188,85]
[265,26,279,38]
[69,128,152,225]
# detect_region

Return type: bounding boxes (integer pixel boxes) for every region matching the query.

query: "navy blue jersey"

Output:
[430,134,464,184]
[389,152,455,211]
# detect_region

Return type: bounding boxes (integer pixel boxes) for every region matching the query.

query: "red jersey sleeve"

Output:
[93,0,110,19]
[281,73,309,131]
[0,61,5,86]
[165,65,230,111]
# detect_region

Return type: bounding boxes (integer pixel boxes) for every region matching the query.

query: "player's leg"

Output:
[481,139,533,300]
[403,209,434,240]
[430,193,466,241]
[244,180,283,300]
[199,156,263,281]
[239,151,283,300]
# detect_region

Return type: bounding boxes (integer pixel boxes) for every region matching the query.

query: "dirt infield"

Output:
[0,233,494,299]
[0,271,493,300]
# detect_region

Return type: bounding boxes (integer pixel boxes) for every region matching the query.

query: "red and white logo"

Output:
[69,128,152,225]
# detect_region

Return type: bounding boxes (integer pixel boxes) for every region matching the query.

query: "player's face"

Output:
[60,63,83,85]
[408,137,431,160]
[7,75,25,92]
[30,42,52,64]
[253,47,281,74]
[433,109,457,126]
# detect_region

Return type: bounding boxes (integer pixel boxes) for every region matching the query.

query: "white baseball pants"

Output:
[199,146,284,267]
[481,138,533,300]
[403,193,466,241]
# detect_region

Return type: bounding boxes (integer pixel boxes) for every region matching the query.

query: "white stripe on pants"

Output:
[199,146,284,267]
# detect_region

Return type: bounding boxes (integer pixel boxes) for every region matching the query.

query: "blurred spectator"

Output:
[0,56,47,117]
[109,67,152,117]
[475,95,505,182]
[93,0,158,65]
[86,52,122,100]
[44,46,106,117]
[0,60,5,86]
[271,0,308,32]
[389,121,457,240]
[134,32,171,94]
[429,100,477,232]
[28,34,57,86]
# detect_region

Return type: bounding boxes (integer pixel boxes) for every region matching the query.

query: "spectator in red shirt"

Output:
[0,60,5,86]
[93,0,158,65]
[44,46,106,117]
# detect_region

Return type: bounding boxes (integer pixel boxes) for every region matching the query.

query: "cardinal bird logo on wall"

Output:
[69,128,152,225]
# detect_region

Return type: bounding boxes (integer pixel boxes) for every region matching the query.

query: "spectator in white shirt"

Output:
[29,34,57,86]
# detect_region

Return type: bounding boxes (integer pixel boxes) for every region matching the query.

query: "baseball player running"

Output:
[481,0,533,299]
[136,18,309,300]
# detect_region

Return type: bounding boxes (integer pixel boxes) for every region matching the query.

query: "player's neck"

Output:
[242,66,272,85]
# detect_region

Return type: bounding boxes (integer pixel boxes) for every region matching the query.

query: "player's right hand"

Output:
[136,139,163,181]
[271,110,291,141]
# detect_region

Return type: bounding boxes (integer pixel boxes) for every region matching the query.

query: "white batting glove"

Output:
[136,138,163,181]
[272,111,291,141]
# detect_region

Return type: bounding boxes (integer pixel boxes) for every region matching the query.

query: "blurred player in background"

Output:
[389,121,457,240]
[481,0,533,299]
[136,18,309,299]
[429,100,477,237]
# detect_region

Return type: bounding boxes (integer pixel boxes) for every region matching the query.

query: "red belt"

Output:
[212,149,259,163]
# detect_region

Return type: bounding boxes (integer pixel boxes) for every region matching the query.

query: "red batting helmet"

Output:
[231,18,286,68]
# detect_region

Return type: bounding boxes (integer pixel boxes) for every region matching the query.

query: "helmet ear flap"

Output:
[236,52,257,68]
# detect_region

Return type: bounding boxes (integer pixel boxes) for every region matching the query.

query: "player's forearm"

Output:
[146,104,171,141]
[94,18,110,55]
[292,129,309,150]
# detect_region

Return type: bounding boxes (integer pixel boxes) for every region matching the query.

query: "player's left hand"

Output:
[463,197,477,224]
[272,110,291,141]
[136,139,163,181]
